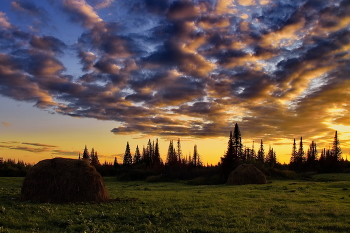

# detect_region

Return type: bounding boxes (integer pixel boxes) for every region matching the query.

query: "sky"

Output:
[0,0,350,165]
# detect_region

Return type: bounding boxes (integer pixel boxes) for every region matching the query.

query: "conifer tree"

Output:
[266,147,277,167]
[221,131,234,178]
[146,139,153,166]
[133,145,141,164]
[123,142,132,166]
[257,139,265,163]
[225,131,234,160]
[166,140,177,166]
[90,148,95,159]
[192,145,202,167]
[290,139,297,165]
[113,157,119,168]
[233,123,243,161]
[82,145,90,160]
[91,150,100,167]
[332,131,342,161]
[177,138,182,163]
[152,139,161,168]
[290,137,306,171]
[298,137,305,163]
[306,141,317,170]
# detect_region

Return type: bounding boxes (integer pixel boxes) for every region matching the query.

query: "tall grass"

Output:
[0,176,350,232]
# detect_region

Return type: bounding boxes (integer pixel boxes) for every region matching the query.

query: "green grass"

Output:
[1,176,350,232]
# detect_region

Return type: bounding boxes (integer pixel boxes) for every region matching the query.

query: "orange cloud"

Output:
[63,0,103,29]
[2,122,11,127]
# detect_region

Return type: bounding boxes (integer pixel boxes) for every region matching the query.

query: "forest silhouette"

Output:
[1,123,349,183]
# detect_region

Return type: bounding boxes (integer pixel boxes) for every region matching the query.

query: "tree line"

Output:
[0,159,32,177]
[289,131,345,173]
[78,138,205,180]
[1,123,349,181]
[78,123,349,182]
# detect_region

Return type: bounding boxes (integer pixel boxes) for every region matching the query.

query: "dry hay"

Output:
[20,158,109,203]
[227,164,267,185]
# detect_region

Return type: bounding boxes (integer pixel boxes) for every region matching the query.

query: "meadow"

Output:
[0,175,350,232]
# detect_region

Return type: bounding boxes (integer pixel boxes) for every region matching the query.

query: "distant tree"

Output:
[266,147,277,167]
[123,142,132,166]
[306,141,317,170]
[82,145,90,160]
[177,138,182,162]
[297,137,305,164]
[221,131,235,178]
[91,150,100,167]
[145,139,154,167]
[244,147,251,161]
[332,131,342,161]
[290,139,297,166]
[192,145,202,167]
[152,139,161,168]
[221,124,243,179]
[233,123,243,161]
[290,138,305,171]
[113,157,119,168]
[166,140,177,166]
[90,148,95,160]
[133,145,141,164]
[257,139,265,163]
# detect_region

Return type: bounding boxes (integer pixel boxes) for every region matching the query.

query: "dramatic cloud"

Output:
[62,0,103,29]
[0,0,350,148]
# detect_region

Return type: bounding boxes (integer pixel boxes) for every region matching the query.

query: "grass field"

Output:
[1,175,350,232]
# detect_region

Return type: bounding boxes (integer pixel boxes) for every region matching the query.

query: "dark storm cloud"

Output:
[11,0,49,19]
[29,35,67,54]
[1,0,350,145]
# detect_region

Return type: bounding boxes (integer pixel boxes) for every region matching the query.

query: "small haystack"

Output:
[227,164,266,185]
[20,158,109,203]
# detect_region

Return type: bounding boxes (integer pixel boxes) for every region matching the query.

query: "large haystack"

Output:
[20,158,109,203]
[227,164,266,185]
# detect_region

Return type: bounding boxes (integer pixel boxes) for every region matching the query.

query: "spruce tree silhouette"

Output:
[91,150,100,167]
[82,145,90,160]
[306,141,317,171]
[221,123,243,179]
[123,142,132,166]
[257,139,265,164]
[177,138,182,163]
[192,145,202,167]
[233,123,243,161]
[266,147,276,167]
[152,139,161,169]
[166,140,177,166]
[332,131,342,161]
[133,145,141,164]
[113,157,119,168]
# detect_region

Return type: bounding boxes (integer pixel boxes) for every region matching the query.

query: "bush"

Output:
[117,169,156,181]
[267,168,300,180]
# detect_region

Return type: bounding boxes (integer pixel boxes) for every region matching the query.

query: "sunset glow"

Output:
[1,0,349,165]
